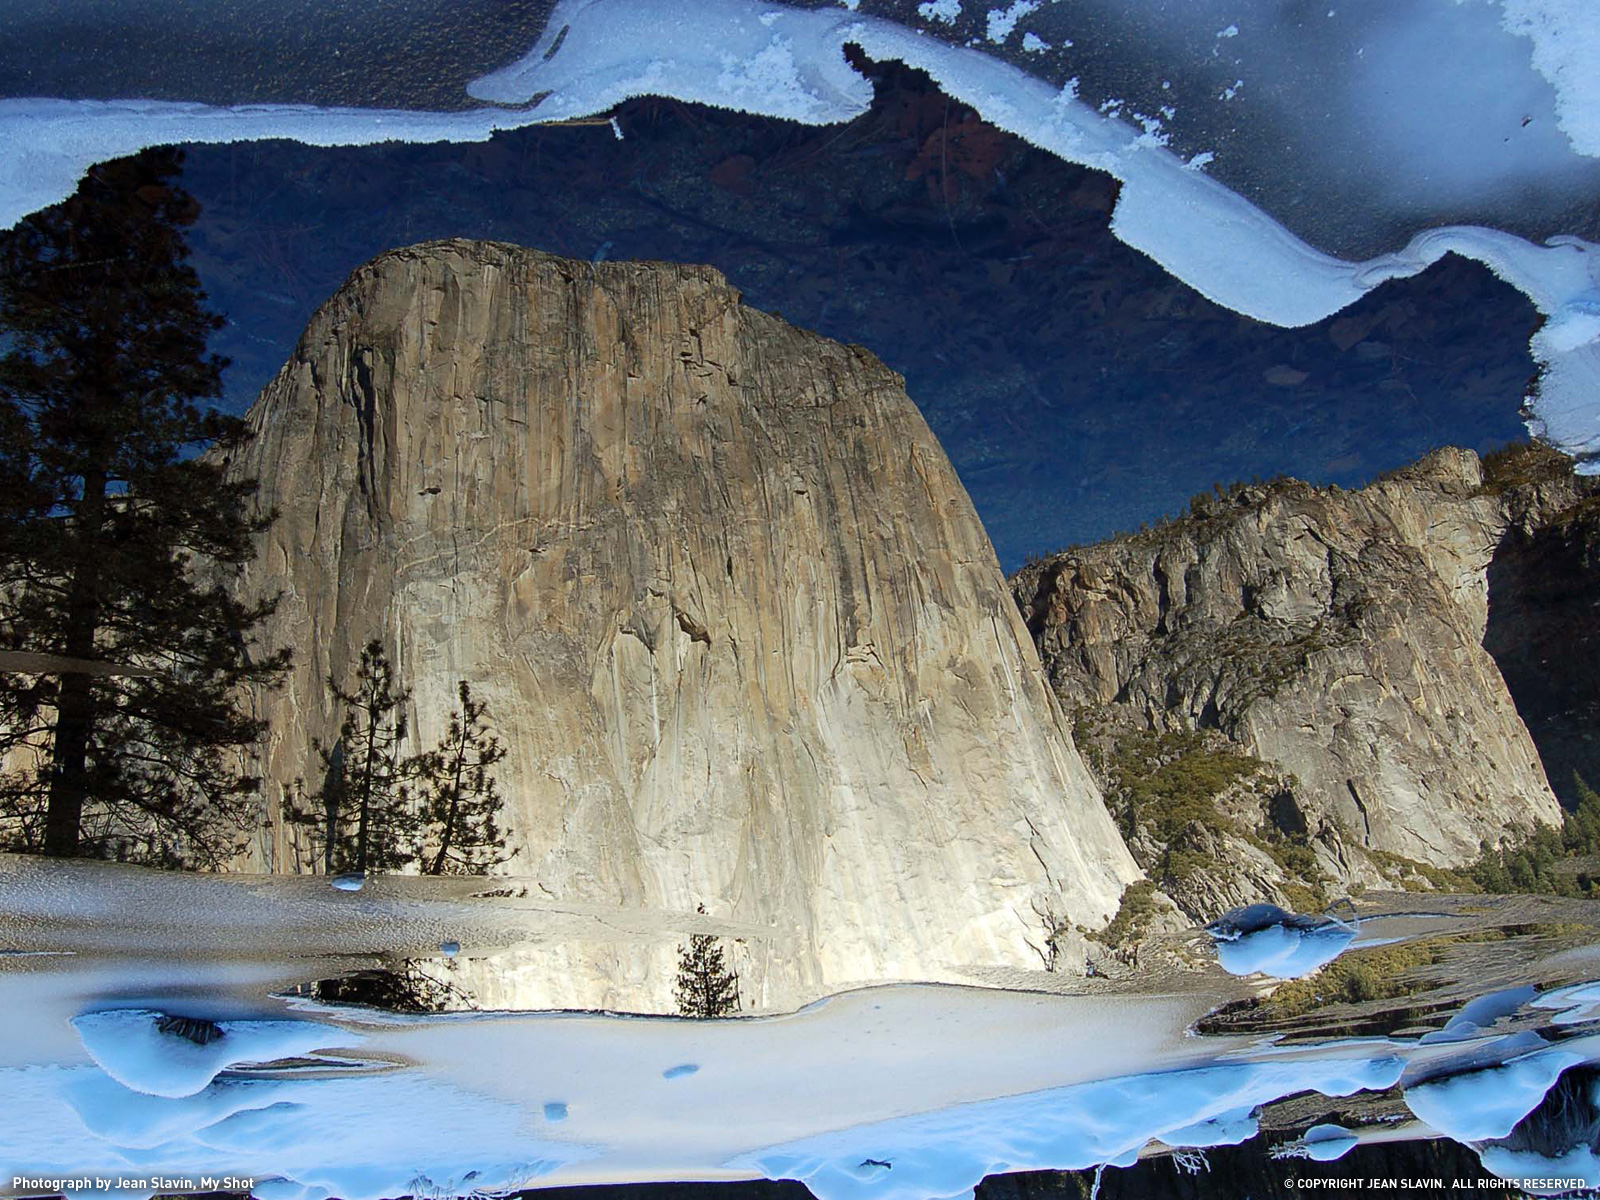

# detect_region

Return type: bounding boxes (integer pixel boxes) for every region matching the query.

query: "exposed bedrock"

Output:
[1012,447,1566,890]
[224,238,1139,1011]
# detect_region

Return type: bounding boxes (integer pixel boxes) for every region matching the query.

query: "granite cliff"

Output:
[223,238,1139,1011]
[1012,447,1576,919]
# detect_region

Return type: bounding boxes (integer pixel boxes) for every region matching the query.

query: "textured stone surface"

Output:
[1012,448,1563,870]
[225,238,1139,1012]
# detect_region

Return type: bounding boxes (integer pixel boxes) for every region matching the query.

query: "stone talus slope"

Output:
[1013,448,1562,875]
[227,239,1139,1011]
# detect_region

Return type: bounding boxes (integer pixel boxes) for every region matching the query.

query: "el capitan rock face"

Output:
[1012,448,1563,878]
[226,238,1140,1011]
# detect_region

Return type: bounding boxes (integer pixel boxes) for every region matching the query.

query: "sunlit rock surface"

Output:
[1013,448,1563,870]
[223,238,1140,1011]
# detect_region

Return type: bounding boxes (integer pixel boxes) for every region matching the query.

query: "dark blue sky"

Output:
[173,60,1535,569]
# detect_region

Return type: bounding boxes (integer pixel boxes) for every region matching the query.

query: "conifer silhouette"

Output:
[411,680,515,875]
[673,903,742,1018]
[0,148,288,865]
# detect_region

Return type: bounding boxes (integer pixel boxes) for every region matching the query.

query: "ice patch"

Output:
[918,0,962,25]
[71,1009,353,1098]
[1480,1145,1600,1194]
[1533,980,1600,1025]
[1404,1048,1587,1142]
[65,1074,297,1148]
[544,1101,569,1122]
[737,1052,1403,1200]
[1205,904,1357,979]
[466,0,872,124]
[1499,0,1600,157]
[330,873,365,892]
[1301,1123,1359,1162]
[1021,32,1048,54]
[663,1063,701,1079]
[1422,985,1537,1043]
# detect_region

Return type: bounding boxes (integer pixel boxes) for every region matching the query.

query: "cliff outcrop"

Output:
[1012,448,1567,915]
[1481,445,1600,807]
[225,239,1140,1011]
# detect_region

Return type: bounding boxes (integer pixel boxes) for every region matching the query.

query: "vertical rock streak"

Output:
[227,239,1138,1010]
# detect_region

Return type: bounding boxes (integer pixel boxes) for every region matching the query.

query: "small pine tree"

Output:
[673,903,741,1018]
[290,640,416,874]
[410,680,516,875]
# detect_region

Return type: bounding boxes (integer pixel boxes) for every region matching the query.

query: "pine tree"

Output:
[292,640,416,874]
[411,680,515,875]
[0,148,289,867]
[673,903,742,1018]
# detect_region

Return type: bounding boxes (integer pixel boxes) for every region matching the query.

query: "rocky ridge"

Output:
[224,238,1140,1011]
[1013,446,1578,921]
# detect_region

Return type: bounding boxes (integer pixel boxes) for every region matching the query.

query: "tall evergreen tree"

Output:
[673,904,742,1018]
[0,148,288,867]
[411,680,515,876]
[292,640,416,874]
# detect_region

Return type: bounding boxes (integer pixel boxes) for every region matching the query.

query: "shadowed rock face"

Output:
[1485,496,1600,807]
[225,238,1139,1011]
[1013,448,1563,871]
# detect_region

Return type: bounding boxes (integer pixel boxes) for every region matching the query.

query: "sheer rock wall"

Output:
[226,239,1139,1011]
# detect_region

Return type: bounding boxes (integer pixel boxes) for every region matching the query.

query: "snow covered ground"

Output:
[2,0,1597,467]
[5,857,1600,1200]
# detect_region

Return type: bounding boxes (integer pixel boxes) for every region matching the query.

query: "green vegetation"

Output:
[411,681,516,876]
[1077,723,1329,906]
[1466,774,1600,896]
[1477,439,1575,496]
[289,644,515,877]
[291,640,416,876]
[1256,937,1458,1019]
[1090,880,1160,948]
[1096,729,1255,861]
[1476,438,1600,538]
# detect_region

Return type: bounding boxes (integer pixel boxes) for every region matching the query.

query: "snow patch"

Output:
[1205,905,1357,979]
[1422,986,1537,1043]
[1404,1048,1586,1142]
[1533,980,1600,1025]
[736,1052,1403,1200]
[71,1010,353,1099]
[986,1,1039,45]
[1499,0,1600,157]
[1480,1146,1600,1194]
[2,0,1599,469]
